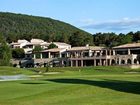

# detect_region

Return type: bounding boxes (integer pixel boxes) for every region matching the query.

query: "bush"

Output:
[12,48,25,59]
[48,43,58,49]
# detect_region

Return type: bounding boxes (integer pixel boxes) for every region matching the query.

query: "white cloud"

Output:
[79,18,95,24]
[81,18,140,31]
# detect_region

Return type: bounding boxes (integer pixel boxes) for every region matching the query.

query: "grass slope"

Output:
[0,66,140,105]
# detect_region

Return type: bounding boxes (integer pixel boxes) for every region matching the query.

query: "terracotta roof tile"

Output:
[41,48,65,52]
[67,46,104,51]
[113,43,140,49]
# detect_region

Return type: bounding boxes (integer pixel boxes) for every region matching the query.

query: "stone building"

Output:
[112,43,140,65]
[10,39,140,68]
[66,43,140,67]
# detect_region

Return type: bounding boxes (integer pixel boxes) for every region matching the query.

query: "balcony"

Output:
[69,55,108,60]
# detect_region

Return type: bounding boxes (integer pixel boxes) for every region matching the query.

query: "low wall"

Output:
[128,65,140,69]
[118,64,140,69]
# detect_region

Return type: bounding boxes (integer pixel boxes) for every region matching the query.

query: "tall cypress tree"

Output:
[0,34,12,66]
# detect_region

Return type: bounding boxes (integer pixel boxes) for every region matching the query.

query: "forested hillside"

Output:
[0,12,140,47]
[0,12,93,46]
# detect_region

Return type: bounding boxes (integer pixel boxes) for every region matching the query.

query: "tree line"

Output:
[93,31,140,47]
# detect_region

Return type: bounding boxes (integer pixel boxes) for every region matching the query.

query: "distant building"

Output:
[10,39,29,49]
[10,39,140,68]
[53,42,71,49]
[10,39,71,67]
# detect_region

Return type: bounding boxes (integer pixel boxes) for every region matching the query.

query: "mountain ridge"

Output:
[0,12,93,46]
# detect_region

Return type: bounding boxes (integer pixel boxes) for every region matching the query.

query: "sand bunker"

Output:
[44,72,61,74]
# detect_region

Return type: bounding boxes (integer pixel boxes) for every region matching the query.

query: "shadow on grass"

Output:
[21,82,46,85]
[47,78,140,95]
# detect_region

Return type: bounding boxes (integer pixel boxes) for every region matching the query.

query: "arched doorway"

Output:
[121,60,125,65]
[127,59,131,64]
[137,56,140,64]
[111,59,116,65]
[134,59,137,64]
[138,60,140,64]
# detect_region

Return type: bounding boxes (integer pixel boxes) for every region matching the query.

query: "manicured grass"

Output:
[0,66,36,75]
[0,66,140,105]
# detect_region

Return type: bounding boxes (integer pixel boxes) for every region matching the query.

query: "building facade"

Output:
[10,39,140,68]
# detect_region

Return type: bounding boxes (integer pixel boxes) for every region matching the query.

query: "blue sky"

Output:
[0,0,140,34]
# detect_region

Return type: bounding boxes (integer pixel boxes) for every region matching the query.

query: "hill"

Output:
[0,12,93,46]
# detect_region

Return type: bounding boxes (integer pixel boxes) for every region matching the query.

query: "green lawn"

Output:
[0,66,36,75]
[0,66,140,105]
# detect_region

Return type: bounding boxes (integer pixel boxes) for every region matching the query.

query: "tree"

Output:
[117,33,132,45]
[69,31,88,46]
[61,33,69,43]
[0,34,12,66]
[48,43,58,49]
[33,45,43,58]
[133,31,140,42]
[93,32,118,47]
[12,48,25,59]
